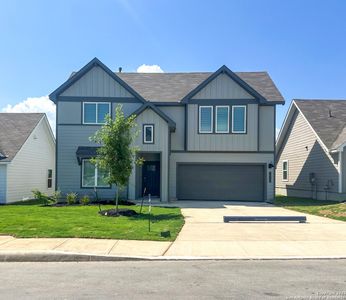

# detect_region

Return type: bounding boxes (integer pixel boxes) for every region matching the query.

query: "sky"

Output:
[1,0,346,135]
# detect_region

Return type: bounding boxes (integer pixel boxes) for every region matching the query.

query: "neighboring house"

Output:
[49,58,284,202]
[276,99,346,201]
[0,113,55,204]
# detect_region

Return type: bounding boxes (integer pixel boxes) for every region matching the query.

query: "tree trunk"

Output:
[115,187,119,214]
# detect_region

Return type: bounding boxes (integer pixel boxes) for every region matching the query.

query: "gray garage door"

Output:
[177,164,265,201]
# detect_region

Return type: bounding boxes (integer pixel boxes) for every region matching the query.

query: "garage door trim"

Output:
[176,162,267,201]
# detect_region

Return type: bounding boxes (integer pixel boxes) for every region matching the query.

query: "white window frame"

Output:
[82,102,111,125]
[47,169,53,189]
[81,159,109,188]
[282,160,289,181]
[215,106,230,133]
[143,124,154,144]
[232,105,247,134]
[199,106,213,133]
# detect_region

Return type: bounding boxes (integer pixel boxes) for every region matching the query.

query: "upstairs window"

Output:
[83,102,110,124]
[282,160,289,181]
[143,124,154,144]
[199,106,213,133]
[215,106,229,133]
[232,105,246,133]
[82,159,109,188]
[47,169,53,188]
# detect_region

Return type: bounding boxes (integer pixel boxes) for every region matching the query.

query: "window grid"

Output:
[82,159,110,188]
[282,160,289,181]
[83,102,110,125]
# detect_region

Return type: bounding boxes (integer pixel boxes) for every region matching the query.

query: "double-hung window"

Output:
[143,124,154,144]
[199,106,213,133]
[47,169,53,188]
[82,159,109,188]
[83,102,110,124]
[215,106,229,133]
[282,160,289,181]
[232,105,246,133]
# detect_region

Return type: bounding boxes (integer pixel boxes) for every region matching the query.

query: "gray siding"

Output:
[112,102,142,117]
[169,152,274,201]
[129,108,169,201]
[187,104,258,151]
[192,73,254,99]
[0,164,7,203]
[61,66,134,98]
[58,102,82,124]
[259,106,275,151]
[57,125,120,199]
[160,106,185,151]
[276,110,339,198]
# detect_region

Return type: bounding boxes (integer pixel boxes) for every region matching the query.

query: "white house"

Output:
[0,113,55,204]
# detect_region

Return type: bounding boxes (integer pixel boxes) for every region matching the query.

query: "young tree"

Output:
[90,104,141,214]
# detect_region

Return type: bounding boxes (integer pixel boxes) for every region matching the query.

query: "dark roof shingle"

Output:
[294,99,346,150]
[0,113,44,162]
[117,72,284,103]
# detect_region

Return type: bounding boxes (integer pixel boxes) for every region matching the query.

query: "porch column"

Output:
[338,149,343,193]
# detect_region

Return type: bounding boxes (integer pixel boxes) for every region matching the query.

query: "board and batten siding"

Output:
[0,164,7,203]
[159,106,185,151]
[61,66,134,98]
[169,152,274,201]
[276,110,340,200]
[259,106,275,151]
[191,73,254,99]
[187,104,258,151]
[6,117,55,203]
[129,108,169,202]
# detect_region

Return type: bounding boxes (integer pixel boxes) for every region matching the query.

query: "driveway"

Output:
[165,201,346,258]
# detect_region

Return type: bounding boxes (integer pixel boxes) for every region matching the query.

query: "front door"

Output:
[142,161,160,197]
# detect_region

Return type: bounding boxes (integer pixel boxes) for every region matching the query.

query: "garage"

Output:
[176,164,265,201]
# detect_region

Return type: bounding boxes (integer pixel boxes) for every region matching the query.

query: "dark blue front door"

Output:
[142,161,160,197]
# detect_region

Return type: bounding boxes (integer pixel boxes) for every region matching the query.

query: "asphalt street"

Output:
[0,260,345,299]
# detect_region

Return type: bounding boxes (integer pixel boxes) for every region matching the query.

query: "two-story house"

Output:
[49,58,284,202]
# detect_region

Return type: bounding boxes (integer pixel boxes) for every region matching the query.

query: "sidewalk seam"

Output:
[107,240,119,255]
[161,242,174,256]
[52,239,69,250]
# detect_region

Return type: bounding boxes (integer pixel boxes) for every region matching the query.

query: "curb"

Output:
[1,251,346,262]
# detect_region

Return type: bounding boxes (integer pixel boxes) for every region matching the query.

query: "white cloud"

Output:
[1,96,56,134]
[136,64,164,73]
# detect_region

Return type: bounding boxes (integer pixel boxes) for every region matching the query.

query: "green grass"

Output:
[274,195,346,222]
[0,201,184,241]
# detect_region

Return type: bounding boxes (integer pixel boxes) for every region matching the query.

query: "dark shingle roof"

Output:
[117,72,284,103]
[294,99,346,150]
[0,113,44,162]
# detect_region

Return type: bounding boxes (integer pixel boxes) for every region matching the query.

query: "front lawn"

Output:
[0,201,184,241]
[274,195,346,222]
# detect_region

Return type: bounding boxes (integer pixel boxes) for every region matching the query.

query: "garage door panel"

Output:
[177,164,264,201]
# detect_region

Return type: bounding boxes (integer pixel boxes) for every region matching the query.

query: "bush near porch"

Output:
[275,195,346,222]
[0,200,184,241]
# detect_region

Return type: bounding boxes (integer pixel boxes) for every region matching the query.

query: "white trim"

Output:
[282,160,289,181]
[143,124,154,144]
[199,106,213,133]
[338,150,343,193]
[215,106,230,133]
[81,159,109,188]
[232,105,246,134]
[82,102,111,125]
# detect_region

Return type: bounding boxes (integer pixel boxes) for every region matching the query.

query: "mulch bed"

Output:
[99,208,138,217]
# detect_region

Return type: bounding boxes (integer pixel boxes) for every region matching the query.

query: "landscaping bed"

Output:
[0,200,184,241]
[274,195,346,222]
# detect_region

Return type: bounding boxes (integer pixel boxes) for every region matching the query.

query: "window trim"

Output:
[143,124,154,144]
[199,105,213,134]
[215,106,230,133]
[232,105,247,134]
[82,102,111,125]
[282,160,289,181]
[81,159,110,188]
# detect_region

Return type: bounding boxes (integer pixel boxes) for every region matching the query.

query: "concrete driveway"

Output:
[165,201,346,258]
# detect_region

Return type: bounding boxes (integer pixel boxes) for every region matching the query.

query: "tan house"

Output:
[276,99,346,201]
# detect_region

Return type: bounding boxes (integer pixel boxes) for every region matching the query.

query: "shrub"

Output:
[51,190,61,204]
[66,192,78,205]
[80,195,90,206]
[32,189,50,206]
